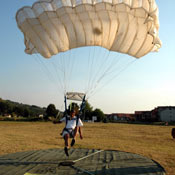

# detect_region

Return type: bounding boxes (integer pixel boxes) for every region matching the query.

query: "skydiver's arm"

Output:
[53,120,62,124]
[79,127,83,139]
[53,117,65,124]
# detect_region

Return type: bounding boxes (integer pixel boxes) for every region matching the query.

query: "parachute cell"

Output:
[16,0,161,58]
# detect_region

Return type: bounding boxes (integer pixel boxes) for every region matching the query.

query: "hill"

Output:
[0,98,45,118]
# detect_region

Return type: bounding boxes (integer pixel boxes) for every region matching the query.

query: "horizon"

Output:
[1,96,175,115]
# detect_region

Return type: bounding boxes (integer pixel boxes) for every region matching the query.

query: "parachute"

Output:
[16,0,161,58]
[16,0,161,99]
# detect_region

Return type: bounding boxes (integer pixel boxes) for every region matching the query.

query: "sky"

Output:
[0,1,175,114]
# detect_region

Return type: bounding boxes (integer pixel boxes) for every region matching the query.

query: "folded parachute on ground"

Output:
[16,0,161,59]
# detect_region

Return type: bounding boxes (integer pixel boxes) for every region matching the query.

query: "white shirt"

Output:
[60,116,83,129]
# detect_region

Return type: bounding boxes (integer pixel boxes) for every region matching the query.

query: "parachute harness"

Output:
[63,92,86,137]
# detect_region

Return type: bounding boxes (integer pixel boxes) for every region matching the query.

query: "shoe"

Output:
[64,147,69,157]
[71,139,75,147]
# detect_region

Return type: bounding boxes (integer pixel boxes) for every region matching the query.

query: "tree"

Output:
[45,104,58,120]
[13,106,24,117]
[92,108,105,122]
[0,101,8,115]
[84,101,93,120]
[23,108,30,118]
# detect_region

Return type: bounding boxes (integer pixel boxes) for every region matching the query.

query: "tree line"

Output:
[0,98,45,118]
[45,101,106,122]
[0,98,106,122]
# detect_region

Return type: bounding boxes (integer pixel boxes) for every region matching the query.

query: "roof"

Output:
[107,113,135,119]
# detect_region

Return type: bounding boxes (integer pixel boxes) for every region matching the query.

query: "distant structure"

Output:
[92,116,97,122]
[172,128,175,139]
[155,106,175,122]
[106,106,175,122]
[106,113,135,122]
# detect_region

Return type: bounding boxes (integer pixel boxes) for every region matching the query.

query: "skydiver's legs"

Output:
[64,134,69,156]
[71,127,79,147]
[74,126,79,138]
[64,133,69,147]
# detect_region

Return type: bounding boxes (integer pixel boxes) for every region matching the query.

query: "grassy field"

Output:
[0,122,174,175]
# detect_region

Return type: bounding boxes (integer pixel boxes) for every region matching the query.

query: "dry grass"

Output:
[0,122,174,175]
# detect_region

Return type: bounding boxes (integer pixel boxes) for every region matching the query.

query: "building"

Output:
[106,113,135,121]
[135,106,175,122]
[152,106,175,122]
[3,114,12,118]
[134,111,157,122]
[106,106,175,123]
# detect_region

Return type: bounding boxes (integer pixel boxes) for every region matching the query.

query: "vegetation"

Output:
[0,98,45,120]
[92,108,105,122]
[83,101,93,120]
[45,104,58,120]
[0,98,106,122]
[83,101,106,122]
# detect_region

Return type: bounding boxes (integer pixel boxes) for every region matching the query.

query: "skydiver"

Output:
[53,103,83,156]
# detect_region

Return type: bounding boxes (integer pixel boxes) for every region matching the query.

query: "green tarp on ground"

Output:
[0,148,165,175]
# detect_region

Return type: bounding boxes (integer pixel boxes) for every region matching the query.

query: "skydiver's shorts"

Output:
[61,128,75,138]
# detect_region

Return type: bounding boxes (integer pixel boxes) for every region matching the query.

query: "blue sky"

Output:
[0,1,175,113]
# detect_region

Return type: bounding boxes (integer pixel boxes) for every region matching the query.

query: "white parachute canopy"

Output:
[16,0,161,58]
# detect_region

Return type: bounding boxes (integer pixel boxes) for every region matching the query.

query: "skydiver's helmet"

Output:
[68,103,79,115]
